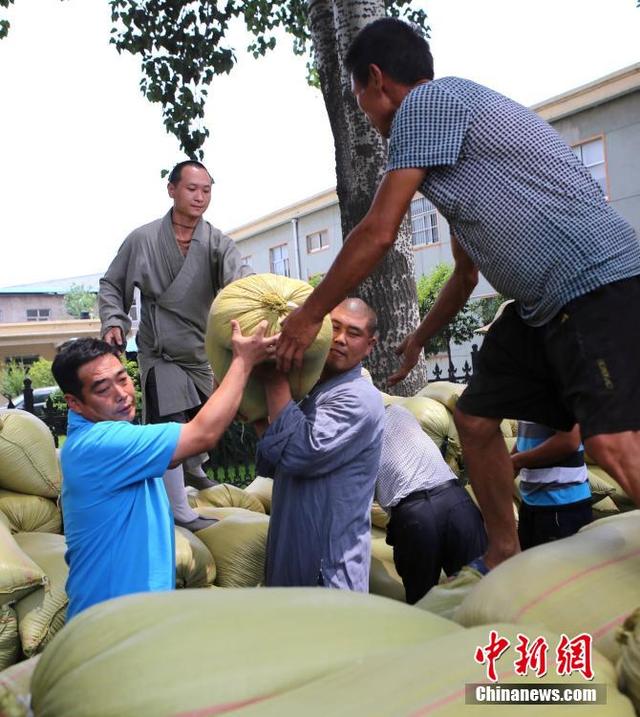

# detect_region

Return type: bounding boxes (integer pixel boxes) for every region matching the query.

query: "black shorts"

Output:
[457,276,640,439]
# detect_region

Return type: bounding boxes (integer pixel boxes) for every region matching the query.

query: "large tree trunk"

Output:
[307,0,428,396]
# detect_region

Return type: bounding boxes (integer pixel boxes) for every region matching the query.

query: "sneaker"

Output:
[184,472,219,491]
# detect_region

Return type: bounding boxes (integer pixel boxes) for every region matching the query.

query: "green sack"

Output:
[13,533,68,657]
[31,588,459,717]
[415,565,483,621]
[415,380,466,412]
[0,521,45,608]
[392,396,450,450]
[174,527,216,588]
[187,483,265,514]
[0,606,19,672]
[455,511,640,663]
[205,274,332,422]
[244,476,273,514]
[0,490,61,535]
[0,654,40,717]
[369,537,405,602]
[195,508,269,587]
[233,623,632,717]
[588,466,634,511]
[0,411,61,498]
[616,607,640,713]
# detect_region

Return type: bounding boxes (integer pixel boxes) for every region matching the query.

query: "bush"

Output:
[0,361,27,399]
[27,359,55,389]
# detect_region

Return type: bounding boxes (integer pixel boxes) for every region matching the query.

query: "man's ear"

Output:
[368,64,384,90]
[365,335,378,357]
[167,182,176,199]
[65,393,83,414]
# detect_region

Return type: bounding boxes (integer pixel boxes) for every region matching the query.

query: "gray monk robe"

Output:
[99,210,252,418]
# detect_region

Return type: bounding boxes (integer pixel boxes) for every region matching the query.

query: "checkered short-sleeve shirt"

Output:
[387,77,640,326]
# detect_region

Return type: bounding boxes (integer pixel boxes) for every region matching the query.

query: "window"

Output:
[410,197,439,247]
[269,244,290,277]
[573,137,607,197]
[25,308,50,322]
[306,230,329,253]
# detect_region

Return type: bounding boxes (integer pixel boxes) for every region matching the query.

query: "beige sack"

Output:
[588,466,634,511]
[370,501,389,530]
[616,608,640,712]
[0,490,61,535]
[205,274,332,422]
[188,483,265,514]
[415,565,484,621]
[392,396,450,450]
[195,508,269,587]
[244,476,273,514]
[0,410,61,498]
[31,588,459,717]
[13,533,68,657]
[415,381,466,412]
[592,496,620,520]
[369,537,405,602]
[0,521,45,608]
[174,527,216,589]
[0,654,40,717]
[235,623,632,716]
[0,606,19,672]
[455,511,640,663]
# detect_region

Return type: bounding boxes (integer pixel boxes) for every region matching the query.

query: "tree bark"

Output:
[307,0,428,396]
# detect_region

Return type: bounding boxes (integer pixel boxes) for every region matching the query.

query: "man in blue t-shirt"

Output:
[274,18,640,573]
[52,323,275,619]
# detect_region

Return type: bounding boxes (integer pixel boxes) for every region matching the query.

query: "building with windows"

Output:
[0,274,141,364]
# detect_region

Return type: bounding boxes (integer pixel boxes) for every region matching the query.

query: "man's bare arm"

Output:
[170,321,276,465]
[276,168,427,372]
[388,234,478,386]
[512,425,582,472]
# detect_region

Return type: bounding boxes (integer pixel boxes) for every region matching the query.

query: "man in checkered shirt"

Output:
[276,18,640,571]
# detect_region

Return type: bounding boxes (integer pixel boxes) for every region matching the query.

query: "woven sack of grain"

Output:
[187,483,265,514]
[0,606,19,672]
[227,623,631,716]
[13,533,68,657]
[0,521,45,608]
[195,508,269,587]
[455,511,640,663]
[0,490,61,535]
[244,476,273,514]
[369,537,405,602]
[0,654,40,717]
[31,588,458,717]
[174,526,216,588]
[415,381,466,412]
[415,565,484,621]
[0,411,61,498]
[205,274,332,422]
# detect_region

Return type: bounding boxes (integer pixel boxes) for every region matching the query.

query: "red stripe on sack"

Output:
[173,692,276,717]
[591,612,629,640]
[409,670,518,715]
[515,548,640,619]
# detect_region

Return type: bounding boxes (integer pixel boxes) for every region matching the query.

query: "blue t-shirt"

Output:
[61,410,181,620]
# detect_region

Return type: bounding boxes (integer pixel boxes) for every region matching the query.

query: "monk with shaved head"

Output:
[256,298,385,591]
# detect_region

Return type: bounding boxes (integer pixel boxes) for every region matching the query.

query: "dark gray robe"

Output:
[99,210,252,418]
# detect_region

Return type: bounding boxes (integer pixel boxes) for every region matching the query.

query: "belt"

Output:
[393,480,459,509]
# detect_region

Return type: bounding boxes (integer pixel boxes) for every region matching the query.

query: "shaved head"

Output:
[336,298,378,336]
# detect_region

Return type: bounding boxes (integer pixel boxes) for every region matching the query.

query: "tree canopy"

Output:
[64,284,97,319]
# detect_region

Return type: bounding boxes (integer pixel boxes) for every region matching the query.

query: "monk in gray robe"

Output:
[99,160,252,531]
[257,299,384,590]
